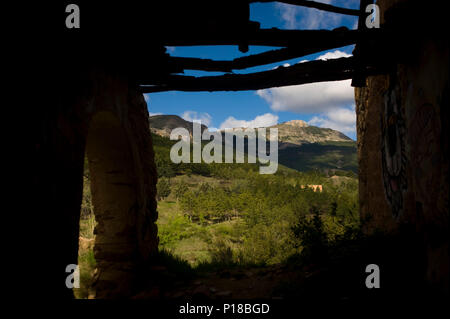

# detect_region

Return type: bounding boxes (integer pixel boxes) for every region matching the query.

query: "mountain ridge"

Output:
[149,115,208,137]
[149,114,357,172]
[150,115,353,144]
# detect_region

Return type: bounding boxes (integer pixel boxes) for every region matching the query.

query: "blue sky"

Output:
[144,1,360,140]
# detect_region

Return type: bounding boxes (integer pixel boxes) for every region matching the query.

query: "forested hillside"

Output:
[153,133,359,266]
[76,132,359,298]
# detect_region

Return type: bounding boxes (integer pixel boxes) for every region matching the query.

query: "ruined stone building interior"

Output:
[16,0,449,314]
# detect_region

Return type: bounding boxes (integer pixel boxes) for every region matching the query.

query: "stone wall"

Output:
[356,0,449,293]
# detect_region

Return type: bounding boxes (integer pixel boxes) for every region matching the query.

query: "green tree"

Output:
[198,182,212,194]
[291,207,328,263]
[157,178,171,200]
[174,180,189,201]
[179,191,197,221]
[155,154,176,178]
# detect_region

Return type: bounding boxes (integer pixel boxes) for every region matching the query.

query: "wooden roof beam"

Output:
[250,0,360,16]
[140,56,358,92]
[167,29,359,72]
[162,28,358,47]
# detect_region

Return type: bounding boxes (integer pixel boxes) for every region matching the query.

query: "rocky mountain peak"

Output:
[283,120,309,127]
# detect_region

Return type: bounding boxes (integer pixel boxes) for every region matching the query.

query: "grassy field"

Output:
[156,195,245,266]
[156,200,211,265]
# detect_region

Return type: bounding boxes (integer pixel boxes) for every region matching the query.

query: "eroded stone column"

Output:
[37,66,159,298]
[83,70,158,298]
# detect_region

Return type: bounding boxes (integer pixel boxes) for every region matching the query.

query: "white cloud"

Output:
[256,50,354,114]
[165,46,176,53]
[317,50,352,60]
[149,112,163,116]
[275,0,359,30]
[308,106,356,135]
[276,1,340,30]
[181,111,212,127]
[277,3,299,29]
[257,79,354,114]
[219,113,278,129]
[256,50,356,136]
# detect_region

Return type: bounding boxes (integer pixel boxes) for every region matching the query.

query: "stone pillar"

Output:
[33,66,158,298]
[84,70,159,298]
[356,0,449,293]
